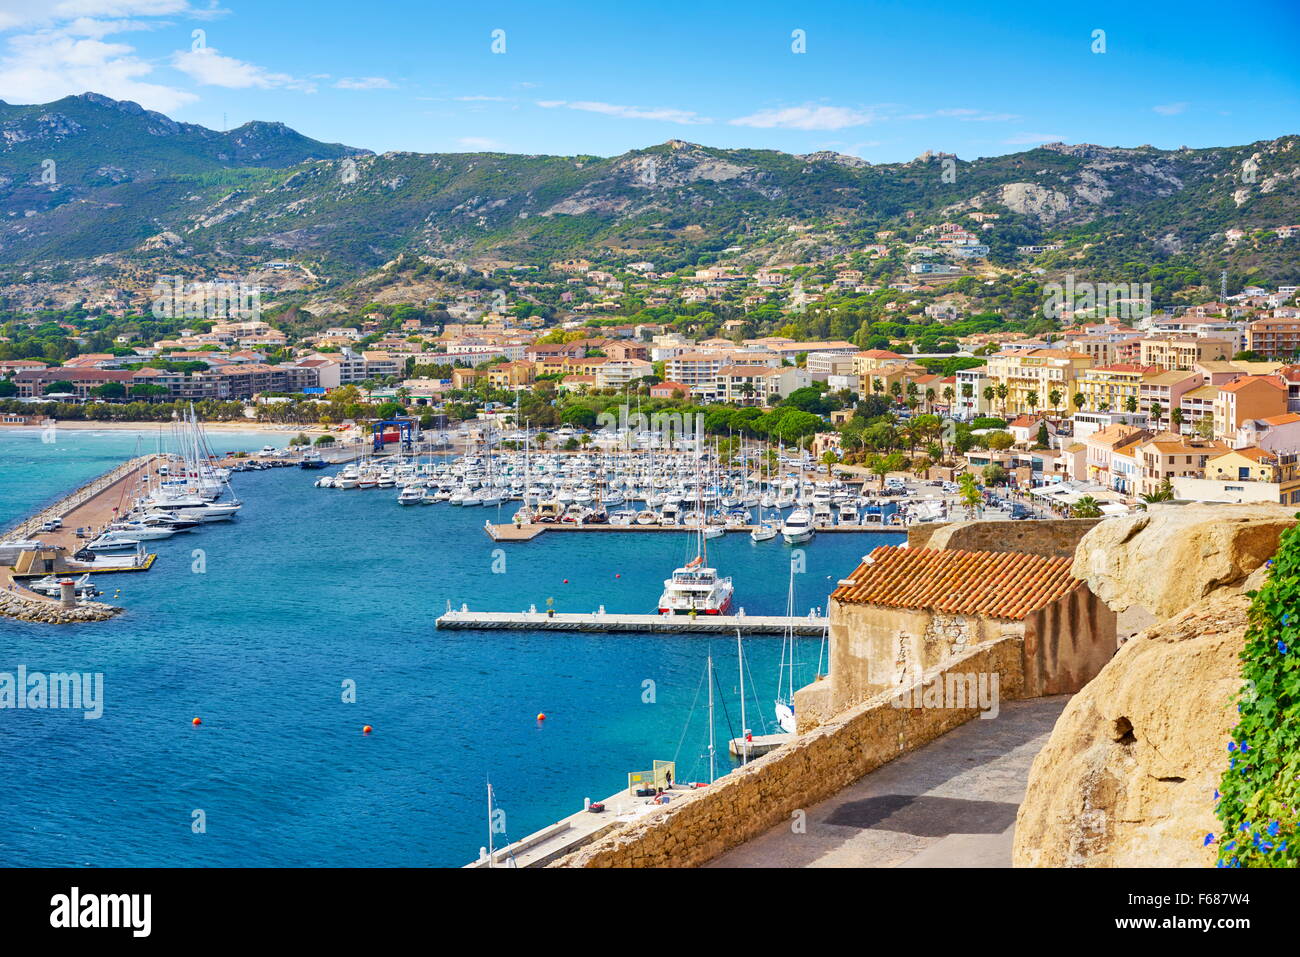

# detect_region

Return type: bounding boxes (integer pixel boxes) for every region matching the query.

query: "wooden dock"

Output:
[436,608,828,635]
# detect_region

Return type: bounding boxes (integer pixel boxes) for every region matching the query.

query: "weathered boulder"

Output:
[1072,503,1295,620]
[1012,588,1248,867]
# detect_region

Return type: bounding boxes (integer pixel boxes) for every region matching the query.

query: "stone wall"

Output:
[822,599,1018,718]
[1022,586,1117,698]
[550,637,1027,868]
[909,518,1101,558]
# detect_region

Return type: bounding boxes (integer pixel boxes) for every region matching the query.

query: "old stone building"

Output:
[806,545,1116,718]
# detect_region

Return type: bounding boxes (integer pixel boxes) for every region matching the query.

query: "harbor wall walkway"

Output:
[550,635,1028,868]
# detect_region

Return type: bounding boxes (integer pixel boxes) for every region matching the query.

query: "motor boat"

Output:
[781,508,815,545]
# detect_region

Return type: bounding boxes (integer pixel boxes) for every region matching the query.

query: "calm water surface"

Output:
[0,428,902,866]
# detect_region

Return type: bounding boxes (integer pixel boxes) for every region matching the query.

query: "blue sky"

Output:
[0,0,1295,160]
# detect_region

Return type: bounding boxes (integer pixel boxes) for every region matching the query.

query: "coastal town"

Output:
[4,258,1300,516]
[0,0,1296,917]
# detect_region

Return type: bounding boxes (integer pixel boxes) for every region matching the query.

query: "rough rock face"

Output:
[1013,588,1248,867]
[1072,503,1295,621]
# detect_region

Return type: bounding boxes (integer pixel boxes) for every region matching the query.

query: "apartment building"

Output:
[985,349,1092,416]
[1136,435,1232,496]
[1076,364,1159,414]
[594,358,654,390]
[953,367,992,419]
[665,350,778,388]
[1082,424,1153,492]
[713,365,811,405]
[1247,317,1300,357]
[1176,448,1300,505]
[1139,336,1233,372]
[1137,370,1204,431]
[1213,375,1288,441]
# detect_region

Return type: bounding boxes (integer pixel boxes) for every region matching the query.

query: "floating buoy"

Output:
[562,579,569,584]
[191,717,202,726]
[363,725,373,734]
[536,713,546,722]
[615,574,621,579]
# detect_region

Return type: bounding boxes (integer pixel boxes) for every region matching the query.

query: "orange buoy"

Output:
[191,717,202,726]
[536,713,546,722]
[363,725,373,734]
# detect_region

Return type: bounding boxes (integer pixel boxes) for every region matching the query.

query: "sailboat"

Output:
[775,564,800,734]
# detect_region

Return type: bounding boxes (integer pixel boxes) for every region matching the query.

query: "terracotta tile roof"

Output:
[831,546,1083,621]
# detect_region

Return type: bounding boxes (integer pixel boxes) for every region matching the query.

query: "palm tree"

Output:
[1138,478,1174,507]
[1124,395,1139,414]
[925,387,936,412]
[1026,390,1039,415]
[1072,391,1086,412]
[1071,495,1103,518]
[1048,389,1062,417]
[994,383,1009,416]
[1149,401,1164,430]
[1171,406,1185,433]
[943,385,955,409]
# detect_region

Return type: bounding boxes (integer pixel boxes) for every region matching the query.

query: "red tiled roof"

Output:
[830,546,1083,621]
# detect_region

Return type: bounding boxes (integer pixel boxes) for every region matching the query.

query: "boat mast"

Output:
[707,653,716,784]
[736,629,749,765]
[486,778,495,868]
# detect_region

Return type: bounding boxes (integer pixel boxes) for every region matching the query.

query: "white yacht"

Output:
[657,552,734,616]
[780,508,815,545]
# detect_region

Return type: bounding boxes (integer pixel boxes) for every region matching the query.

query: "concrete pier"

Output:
[484,522,902,541]
[436,608,828,635]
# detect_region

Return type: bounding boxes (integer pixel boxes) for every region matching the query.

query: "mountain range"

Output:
[1,93,1297,290]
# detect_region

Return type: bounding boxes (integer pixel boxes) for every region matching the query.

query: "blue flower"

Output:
[1225,840,1237,851]
[1204,833,1215,846]
[1268,821,1280,837]
[1279,640,1289,654]
[1228,741,1237,751]
[1240,822,1251,833]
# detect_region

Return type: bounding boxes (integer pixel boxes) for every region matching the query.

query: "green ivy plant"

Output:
[1212,517,1300,867]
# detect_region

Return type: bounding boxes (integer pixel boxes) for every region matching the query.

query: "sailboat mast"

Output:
[736,629,748,765]
[486,778,495,868]
[707,653,716,784]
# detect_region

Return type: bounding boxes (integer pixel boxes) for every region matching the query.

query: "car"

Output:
[40,519,63,531]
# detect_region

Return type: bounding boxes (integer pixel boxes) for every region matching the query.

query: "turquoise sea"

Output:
[0,428,903,866]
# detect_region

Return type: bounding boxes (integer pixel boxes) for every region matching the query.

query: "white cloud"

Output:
[1153,102,1188,115]
[899,108,1020,123]
[537,99,711,124]
[0,23,196,111]
[0,1,201,32]
[729,105,876,131]
[335,76,394,90]
[171,46,315,92]
[1004,132,1067,145]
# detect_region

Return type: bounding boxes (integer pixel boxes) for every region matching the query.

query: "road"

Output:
[707,695,1068,868]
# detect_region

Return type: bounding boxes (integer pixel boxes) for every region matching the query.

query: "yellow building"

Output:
[1198,448,1300,505]
[985,349,1092,416]
[1076,363,1159,414]
[1139,336,1233,372]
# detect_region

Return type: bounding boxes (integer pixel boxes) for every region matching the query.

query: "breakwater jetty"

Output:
[0,455,161,623]
[436,607,827,635]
